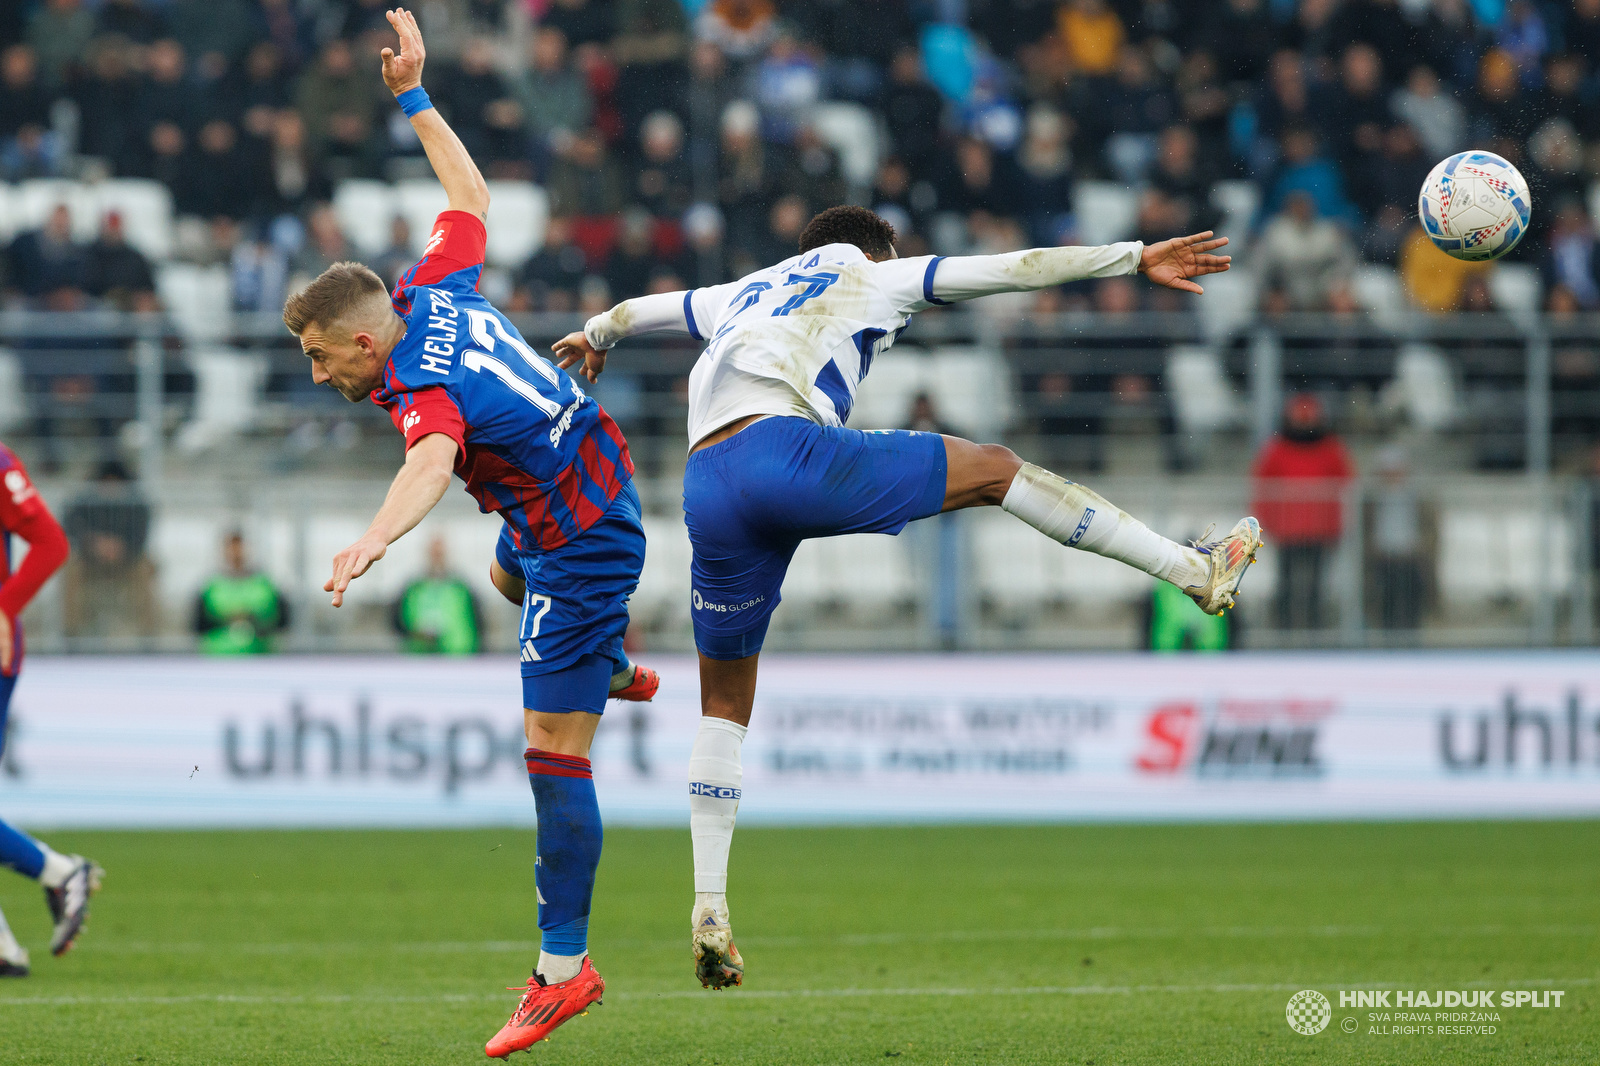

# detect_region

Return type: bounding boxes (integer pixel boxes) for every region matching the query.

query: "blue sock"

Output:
[525,748,602,964]
[0,818,44,879]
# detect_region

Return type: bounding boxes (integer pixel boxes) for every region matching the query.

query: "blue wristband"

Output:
[396,86,433,117]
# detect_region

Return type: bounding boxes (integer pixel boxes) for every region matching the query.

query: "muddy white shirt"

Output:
[583,241,1143,447]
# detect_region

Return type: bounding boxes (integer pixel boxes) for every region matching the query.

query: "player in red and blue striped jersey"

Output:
[280,11,651,1056]
[0,443,103,975]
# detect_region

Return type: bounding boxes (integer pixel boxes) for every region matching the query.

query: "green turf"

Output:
[0,822,1594,1064]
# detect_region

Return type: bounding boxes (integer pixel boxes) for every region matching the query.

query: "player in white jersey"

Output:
[552,207,1262,989]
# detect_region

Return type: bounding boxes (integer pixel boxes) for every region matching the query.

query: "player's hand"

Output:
[326,534,389,608]
[381,7,426,96]
[1138,231,1231,295]
[551,331,607,383]
[0,609,12,674]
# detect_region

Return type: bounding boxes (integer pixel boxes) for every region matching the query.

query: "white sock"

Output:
[0,908,24,964]
[1001,463,1208,589]
[38,848,75,889]
[536,949,585,985]
[608,656,634,692]
[688,717,746,896]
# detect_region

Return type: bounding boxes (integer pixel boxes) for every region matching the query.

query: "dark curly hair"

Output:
[797,206,898,259]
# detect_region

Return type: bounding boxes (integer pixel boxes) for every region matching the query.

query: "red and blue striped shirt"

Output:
[373,212,633,552]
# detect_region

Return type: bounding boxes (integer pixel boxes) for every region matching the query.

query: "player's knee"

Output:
[975,444,1022,503]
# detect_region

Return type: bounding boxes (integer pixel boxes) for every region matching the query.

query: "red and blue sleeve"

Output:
[0,458,69,624]
[391,211,488,312]
[384,386,467,458]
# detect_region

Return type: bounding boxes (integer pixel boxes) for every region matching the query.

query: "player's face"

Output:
[301,324,384,402]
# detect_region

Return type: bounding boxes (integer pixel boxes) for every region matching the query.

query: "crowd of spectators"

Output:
[0,0,1596,319]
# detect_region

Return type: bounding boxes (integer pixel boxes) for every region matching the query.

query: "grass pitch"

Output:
[0,822,1594,1065]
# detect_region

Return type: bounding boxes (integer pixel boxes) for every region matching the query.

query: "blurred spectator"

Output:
[98,0,166,45]
[194,532,289,655]
[1545,201,1600,311]
[1496,0,1548,85]
[1364,446,1436,633]
[519,216,590,311]
[635,111,692,218]
[548,129,627,217]
[179,120,266,220]
[1015,106,1074,244]
[1143,568,1233,650]
[578,275,614,315]
[74,39,145,176]
[882,47,944,177]
[945,137,1019,217]
[611,0,690,144]
[1255,192,1357,312]
[514,27,592,158]
[61,460,155,640]
[372,216,415,290]
[25,0,95,91]
[0,45,59,181]
[1398,226,1492,312]
[607,210,665,300]
[746,194,809,272]
[392,535,482,655]
[1391,66,1465,161]
[143,39,201,134]
[5,204,87,302]
[1058,0,1124,79]
[682,202,728,287]
[696,0,777,61]
[1252,394,1352,631]
[545,0,616,49]
[168,0,254,72]
[289,205,351,288]
[441,37,523,167]
[1324,43,1389,167]
[266,111,328,217]
[1349,123,1428,231]
[1201,0,1275,84]
[905,391,957,437]
[754,30,821,143]
[1262,127,1357,229]
[1098,47,1175,183]
[295,39,380,181]
[83,213,156,310]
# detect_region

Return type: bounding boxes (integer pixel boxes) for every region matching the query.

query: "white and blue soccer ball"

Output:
[1417,150,1532,261]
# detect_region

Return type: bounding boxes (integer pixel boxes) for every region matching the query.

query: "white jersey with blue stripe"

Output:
[581,238,1144,446]
[678,243,944,446]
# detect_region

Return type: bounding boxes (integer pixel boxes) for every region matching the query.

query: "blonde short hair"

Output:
[281,261,389,335]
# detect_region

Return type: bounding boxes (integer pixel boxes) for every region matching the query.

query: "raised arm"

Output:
[382,7,489,220]
[912,232,1230,309]
[551,291,700,383]
[325,432,457,607]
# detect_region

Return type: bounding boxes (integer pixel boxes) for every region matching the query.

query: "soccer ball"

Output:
[1417,151,1532,261]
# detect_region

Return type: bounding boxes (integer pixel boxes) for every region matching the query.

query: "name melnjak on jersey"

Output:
[420,288,459,375]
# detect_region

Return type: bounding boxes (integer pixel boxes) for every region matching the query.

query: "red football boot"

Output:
[484,958,605,1059]
[610,664,659,702]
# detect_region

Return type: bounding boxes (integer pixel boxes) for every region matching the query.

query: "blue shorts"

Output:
[683,417,947,659]
[497,480,644,713]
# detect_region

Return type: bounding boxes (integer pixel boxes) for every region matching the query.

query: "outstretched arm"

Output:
[382,7,489,221]
[551,290,703,383]
[913,232,1230,308]
[326,432,457,607]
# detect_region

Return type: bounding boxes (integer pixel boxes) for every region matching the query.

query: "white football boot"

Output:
[691,895,744,989]
[1183,517,1263,615]
[46,856,104,956]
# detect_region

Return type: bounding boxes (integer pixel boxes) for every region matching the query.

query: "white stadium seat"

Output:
[1487,262,1542,318]
[1210,180,1260,242]
[1384,344,1458,431]
[484,180,548,267]
[1166,345,1242,434]
[15,178,100,242]
[0,349,24,432]
[1072,181,1139,246]
[156,263,232,342]
[810,102,880,189]
[95,179,174,260]
[848,347,1012,440]
[333,179,399,258]
[174,347,269,453]
[1438,509,1571,607]
[394,180,450,256]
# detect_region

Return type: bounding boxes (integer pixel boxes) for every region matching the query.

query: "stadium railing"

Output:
[3,309,1598,653]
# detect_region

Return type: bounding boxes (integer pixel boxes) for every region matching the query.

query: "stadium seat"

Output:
[1384,344,1458,431]
[484,181,549,268]
[1351,264,1408,328]
[394,180,451,255]
[94,179,175,260]
[1072,181,1139,246]
[1488,263,1542,319]
[810,102,880,190]
[0,349,24,432]
[1193,265,1260,342]
[785,534,917,621]
[174,347,269,453]
[848,347,1012,440]
[1166,345,1242,434]
[155,263,233,342]
[1210,180,1260,242]
[333,179,399,258]
[15,178,100,242]
[1438,507,1572,607]
[0,184,19,242]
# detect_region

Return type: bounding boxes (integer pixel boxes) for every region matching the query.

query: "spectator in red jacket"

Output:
[1251,393,1354,631]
